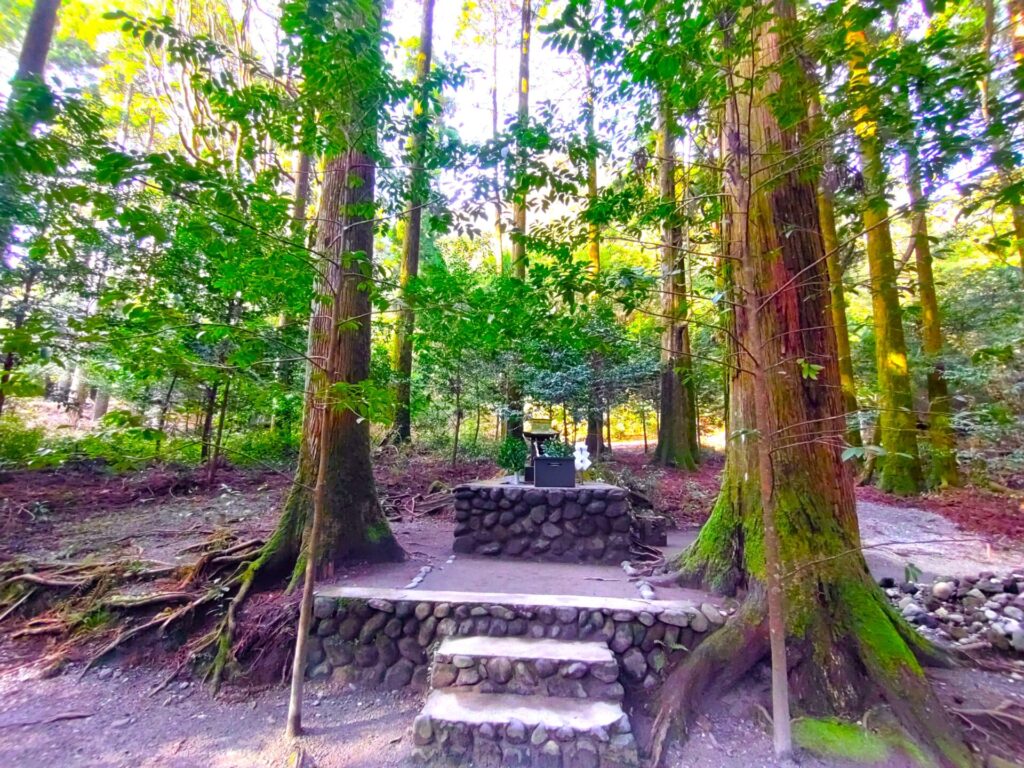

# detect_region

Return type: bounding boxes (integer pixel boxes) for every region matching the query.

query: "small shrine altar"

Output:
[451,480,633,564]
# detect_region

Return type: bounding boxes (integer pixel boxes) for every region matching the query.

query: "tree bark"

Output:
[807,92,862,450]
[510,0,531,279]
[92,389,110,421]
[905,154,959,487]
[206,378,230,487]
[15,0,61,79]
[660,5,972,765]
[269,147,404,580]
[199,384,218,461]
[390,0,435,444]
[154,374,177,458]
[0,0,62,257]
[491,11,505,270]
[1004,0,1024,285]
[846,28,922,495]
[653,92,697,470]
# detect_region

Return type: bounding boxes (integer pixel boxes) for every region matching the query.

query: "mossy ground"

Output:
[793,718,892,763]
[793,717,937,767]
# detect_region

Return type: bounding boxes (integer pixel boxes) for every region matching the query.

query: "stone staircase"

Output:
[411,635,639,767]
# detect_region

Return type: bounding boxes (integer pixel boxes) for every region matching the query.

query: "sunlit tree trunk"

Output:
[15,0,61,79]
[1004,0,1024,283]
[491,11,504,270]
[654,92,697,469]
[390,0,435,444]
[807,93,862,450]
[905,155,959,487]
[257,3,402,582]
[846,28,922,495]
[657,5,971,765]
[584,57,605,457]
[510,0,531,280]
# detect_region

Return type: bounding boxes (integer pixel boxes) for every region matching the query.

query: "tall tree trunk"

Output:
[656,5,972,765]
[1003,0,1024,284]
[207,378,231,487]
[808,92,862,450]
[0,0,62,258]
[905,155,959,487]
[390,0,435,444]
[654,92,697,469]
[200,383,218,461]
[271,146,404,578]
[92,389,110,421]
[846,28,922,495]
[491,11,504,270]
[510,0,531,279]
[583,57,608,459]
[0,268,37,418]
[605,404,612,453]
[154,374,178,458]
[451,373,462,467]
[15,0,61,79]
[258,0,401,582]
[585,59,600,273]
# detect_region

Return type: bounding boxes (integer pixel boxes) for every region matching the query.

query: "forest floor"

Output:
[0,447,1022,767]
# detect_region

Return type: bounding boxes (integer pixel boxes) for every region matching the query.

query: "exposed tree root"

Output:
[647,585,978,768]
[648,589,769,766]
[0,534,281,689]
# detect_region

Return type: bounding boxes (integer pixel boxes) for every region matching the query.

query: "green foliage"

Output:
[496,436,528,474]
[0,415,45,469]
[542,437,575,458]
[222,428,299,468]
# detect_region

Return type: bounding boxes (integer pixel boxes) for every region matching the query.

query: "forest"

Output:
[1,0,1024,765]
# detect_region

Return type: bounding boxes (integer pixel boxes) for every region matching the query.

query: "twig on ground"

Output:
[0,587,36,624]
[0,711,93,728]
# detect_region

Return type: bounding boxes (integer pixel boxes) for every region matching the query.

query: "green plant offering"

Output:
[497,436,528,474]
[543,438,574,458]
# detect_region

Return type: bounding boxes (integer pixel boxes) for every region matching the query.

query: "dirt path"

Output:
[857,499,1024,582]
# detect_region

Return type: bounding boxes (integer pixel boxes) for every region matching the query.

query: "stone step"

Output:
[432,636,623,700]
[412,689,638,767]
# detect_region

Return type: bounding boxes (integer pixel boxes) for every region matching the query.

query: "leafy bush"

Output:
[222,427,299,467]
[0,416,46,469]
[496,436,528,474]
[542,437,574,458]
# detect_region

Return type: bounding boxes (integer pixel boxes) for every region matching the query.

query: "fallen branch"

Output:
[0,587,36,624]
[102,592,195,610]
[0,711,93,728]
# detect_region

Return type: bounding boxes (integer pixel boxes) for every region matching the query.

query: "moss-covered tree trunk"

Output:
[389,0,435,444]
[658,5,972,765]
[654,92,698,470]
[905,154,959,487]
[846,28,922,495]
[808,92,862,450]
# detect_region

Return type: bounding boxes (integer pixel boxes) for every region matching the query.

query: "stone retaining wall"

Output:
[412,711,640,768]
[431,651,624,701]
[306,591,725,692]
[452,483,632,564]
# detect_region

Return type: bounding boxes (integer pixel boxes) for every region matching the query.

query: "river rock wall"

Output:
[452,483,632,564]
[306,593,726,692]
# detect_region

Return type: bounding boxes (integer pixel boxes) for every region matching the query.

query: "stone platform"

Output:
[307,586,724,692]
[453,481,632,564]
[304,513,725,766]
